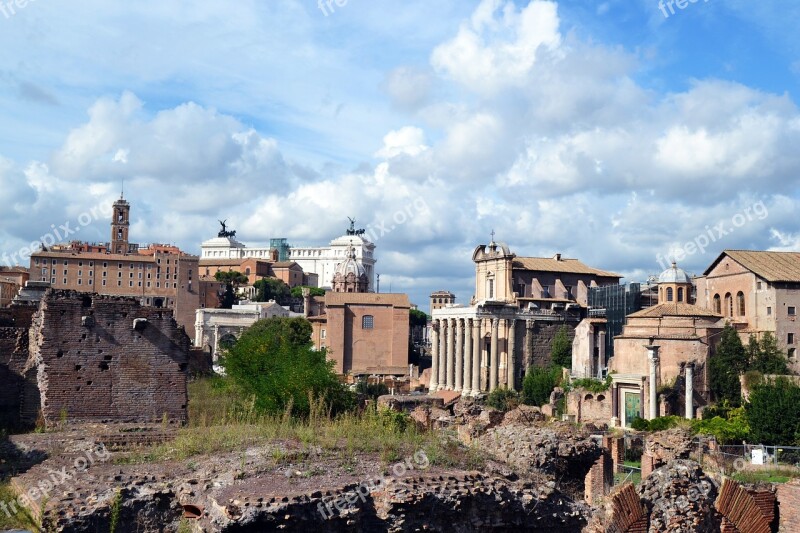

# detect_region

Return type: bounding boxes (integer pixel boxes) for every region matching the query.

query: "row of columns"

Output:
[644,343,695,421]
[429,317,517,395]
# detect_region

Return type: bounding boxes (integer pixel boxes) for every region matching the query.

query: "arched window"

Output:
[713,294,721,314]
[724,293,733,317]
[362,315,374,329]
[678,288,684,302]
[666,287,674,302]
[737,292,746,316]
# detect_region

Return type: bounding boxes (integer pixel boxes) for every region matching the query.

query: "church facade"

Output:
[429,240,621,395]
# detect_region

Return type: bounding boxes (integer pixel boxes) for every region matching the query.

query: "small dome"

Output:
[334,247,367,279]
[658,261,692,284]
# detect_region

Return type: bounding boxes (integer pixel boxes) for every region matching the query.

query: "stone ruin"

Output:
[0,289,190,429]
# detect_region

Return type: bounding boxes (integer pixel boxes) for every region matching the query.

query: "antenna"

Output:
[121,178,125,199]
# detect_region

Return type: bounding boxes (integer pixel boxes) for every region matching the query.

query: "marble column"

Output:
[455,319,464,391]
[437,319,447,390]
[685,362,694,420]
[646,344,660,420]
[490,318,499,392]
[598,330,607,379]
[429,320,440,391]
[463,319,473,396]
[472,319,482,395]
[446,318,455,390]
[508,319,517,391]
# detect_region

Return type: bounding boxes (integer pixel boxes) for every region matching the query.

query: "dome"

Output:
[334,247,367,279]
[658,261,692,284]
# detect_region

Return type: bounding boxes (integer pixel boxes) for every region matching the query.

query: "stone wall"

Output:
[524,320,578,370]
[584,450,614,505]
[0,307,36,429]
[28,291,189,427]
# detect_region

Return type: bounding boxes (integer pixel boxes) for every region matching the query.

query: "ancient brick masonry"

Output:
[28,290,189,427]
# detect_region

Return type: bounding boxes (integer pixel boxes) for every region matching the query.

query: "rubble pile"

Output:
[638,459,720,533]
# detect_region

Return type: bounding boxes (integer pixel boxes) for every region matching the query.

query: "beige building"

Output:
[29,196,207,339]
[575,263,724,427]
[1,267,29,307]
[695,250,800,371]
[431,240,621,395]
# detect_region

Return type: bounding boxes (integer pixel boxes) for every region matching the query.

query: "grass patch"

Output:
[119,378,483,471]
[731,467,800,484]
[0,481,40,531]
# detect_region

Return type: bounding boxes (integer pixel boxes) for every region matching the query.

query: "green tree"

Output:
[748,333,790,375]
[214,271,249,309]
[746,377,800,445]
[709,324,748,405]
[253,278,292,305]
[220,317,354,417]
[522,365,562,407]
[551,325,572,369]
[409,309,429,328]
[290,286,326,298]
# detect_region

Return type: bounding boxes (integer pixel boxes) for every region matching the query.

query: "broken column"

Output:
[646,342,660,420]
[685,361,694,420]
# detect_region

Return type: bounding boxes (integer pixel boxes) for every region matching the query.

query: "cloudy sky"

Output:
[1,0,799,307]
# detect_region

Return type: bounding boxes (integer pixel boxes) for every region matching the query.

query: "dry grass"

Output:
[120,377,484,471]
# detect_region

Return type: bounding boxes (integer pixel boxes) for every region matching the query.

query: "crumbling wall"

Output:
[524,320,579,369]
[28,291,189,427]
[0,307,36,429]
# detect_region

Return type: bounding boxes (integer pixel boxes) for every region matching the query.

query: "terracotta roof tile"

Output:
[512,257,622,278]
[713,250,800,283]
[627,302,723,319]
[324,292,410,307]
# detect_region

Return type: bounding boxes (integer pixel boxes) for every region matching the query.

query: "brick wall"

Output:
[640,452,655,480]
[0,307,36,429]
[524,320,579,370]
[584,450,613,505]
[29,291,189,427]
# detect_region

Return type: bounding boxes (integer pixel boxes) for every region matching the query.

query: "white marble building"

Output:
[200,226,376,291]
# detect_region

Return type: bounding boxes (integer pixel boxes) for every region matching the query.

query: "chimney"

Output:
[554,253,562,261]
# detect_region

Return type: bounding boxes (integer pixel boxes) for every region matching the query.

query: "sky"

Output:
[1,0,800,308]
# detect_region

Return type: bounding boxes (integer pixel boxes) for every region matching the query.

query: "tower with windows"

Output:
[658,261,693,304]
[110,195,131,254]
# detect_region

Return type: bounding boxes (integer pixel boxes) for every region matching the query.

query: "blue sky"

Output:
[1,0,800,308]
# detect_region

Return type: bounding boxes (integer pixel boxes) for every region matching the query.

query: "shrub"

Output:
[522,365,562,407]
[630,416,682,432]
[551,326,572,368]
[355,380,390,401]
[570,375,612,393]
[220,317,355,418]
[485,387,519,412]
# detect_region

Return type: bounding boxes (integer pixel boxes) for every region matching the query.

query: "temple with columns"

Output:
[428,238,621,395]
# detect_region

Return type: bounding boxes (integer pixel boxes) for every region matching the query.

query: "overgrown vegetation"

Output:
[120,378,484,471]
[253,278,292,305]
[747,332,790,375]
[570,375,612,394]
[522,365,562,406]
[551,325,573,369]
[354,380,389,401]
[290,285,326,298]
[0,481,38,531]
[220,317,355,418]
[485,387,520,411]
[630,407,750,445]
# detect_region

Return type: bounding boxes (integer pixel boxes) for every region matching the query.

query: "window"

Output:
[724,293,733,317]
[321,329,326,339]
[488,279,494,299]
[362,315,374,329]
[103,262,107,268]
[767,307,772,316]
[677,288,684,302]
[713,294,721,314]
[790,348,797,360]
[666,287,674,302]
[77,279,82,286]
[737,292,746,316]
[789,333,795,345]
[102,280,106,286]
[757,281,763,290]
[790,307,797,316]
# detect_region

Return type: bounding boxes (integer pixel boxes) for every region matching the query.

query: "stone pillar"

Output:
[507,319,517,391]
[490,318,499,391]
[437,319,447,390]
[463,319,473,396]
[598,330,607,378]
[685,362,694,420]
[429,320,440,391]
[213,324,220,358]
[455,319,464,391]
[446,318,455,390]
[472,319,482,394]
[646,344,660,420]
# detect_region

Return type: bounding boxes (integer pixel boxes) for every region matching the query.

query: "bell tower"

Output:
[111,195,130,254]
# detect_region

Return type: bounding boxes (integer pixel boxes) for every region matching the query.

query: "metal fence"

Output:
[719,444,800,468]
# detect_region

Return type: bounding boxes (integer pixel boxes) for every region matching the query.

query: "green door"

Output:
[624,392,641,426]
